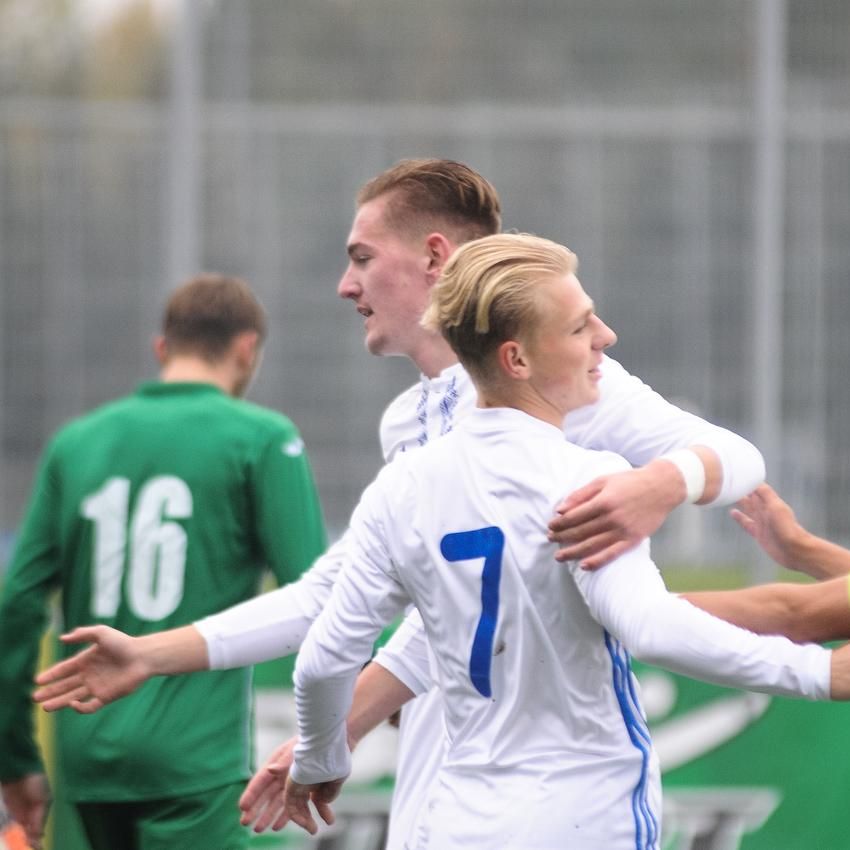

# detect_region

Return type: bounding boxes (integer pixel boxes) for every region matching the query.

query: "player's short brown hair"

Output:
[162,273,267,361]
[422,233,577,379]
[357,158,502,244]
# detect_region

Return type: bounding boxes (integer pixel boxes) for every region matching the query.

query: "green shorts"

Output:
[75,782,250,850]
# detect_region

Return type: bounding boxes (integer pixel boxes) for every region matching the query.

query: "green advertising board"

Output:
[642,661,850,850]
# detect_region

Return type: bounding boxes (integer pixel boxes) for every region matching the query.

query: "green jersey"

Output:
[0,382,326,801]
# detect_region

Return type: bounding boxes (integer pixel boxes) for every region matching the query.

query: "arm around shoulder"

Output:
[572,541,832,701]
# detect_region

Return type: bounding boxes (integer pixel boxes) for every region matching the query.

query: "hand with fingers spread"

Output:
[33,625,153,713]
[281,775,342,836]
[239,736,298,833]
[731,484,805,571]
[547,461,683,570]
[732,484,850,580]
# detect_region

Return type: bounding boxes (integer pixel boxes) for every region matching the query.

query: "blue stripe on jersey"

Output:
[416,384,429,446]
[604,631,660,850]
[439,376,459,435]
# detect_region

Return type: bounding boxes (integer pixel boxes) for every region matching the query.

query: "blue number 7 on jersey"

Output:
[440,526,505,699]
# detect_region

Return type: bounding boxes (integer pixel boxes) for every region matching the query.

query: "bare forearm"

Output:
[346,661,414,749]
[788,532,850,581]
[683,577,850,644]
[137,625,209,676]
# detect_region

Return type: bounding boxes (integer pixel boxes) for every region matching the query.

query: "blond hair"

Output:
[422,233,577,378]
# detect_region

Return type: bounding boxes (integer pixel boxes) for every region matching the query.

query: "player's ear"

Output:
[233,331,261,369]
[153,334,169,365]
[497,339,530,381]
[423,233,455,284]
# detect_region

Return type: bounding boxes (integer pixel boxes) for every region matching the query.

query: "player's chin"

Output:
[365,332,404,358]
[581,380,601,407]
[363,328,388,355]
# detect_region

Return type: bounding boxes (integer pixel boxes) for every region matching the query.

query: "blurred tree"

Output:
[0,0,166,99]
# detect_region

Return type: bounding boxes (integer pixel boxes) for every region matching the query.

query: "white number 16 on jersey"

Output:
[81,475,192,621]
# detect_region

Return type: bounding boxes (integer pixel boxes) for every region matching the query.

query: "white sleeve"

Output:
[194,534,350,669]
[564,355,765,505]
[291,476,412,786]
[571,540,831,700]
[372,607,433,697]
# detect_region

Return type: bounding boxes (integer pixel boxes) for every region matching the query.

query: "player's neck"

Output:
[476,382,566,429]
[159,357,236,396]
[410,336,459,379]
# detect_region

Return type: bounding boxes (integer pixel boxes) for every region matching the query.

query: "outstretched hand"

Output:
[548,462,683,570]
[33,625,150,713]
[731,483,833,577]
[730,484,802,570]
[239,736,299,832]
[732,483,850,581]
[281,775,342,836]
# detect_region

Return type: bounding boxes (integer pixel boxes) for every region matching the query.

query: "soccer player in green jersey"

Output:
[0,274,327,850]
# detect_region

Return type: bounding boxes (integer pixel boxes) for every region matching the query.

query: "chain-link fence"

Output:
[2,0,849,574]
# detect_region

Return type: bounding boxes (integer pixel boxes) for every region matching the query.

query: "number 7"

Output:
[440,526,505,698]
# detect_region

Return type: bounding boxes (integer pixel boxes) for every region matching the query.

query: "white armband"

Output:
[658,449,706,504]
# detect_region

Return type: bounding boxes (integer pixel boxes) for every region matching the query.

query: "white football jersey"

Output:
[375,355,767,850]
[293,407,827,850]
